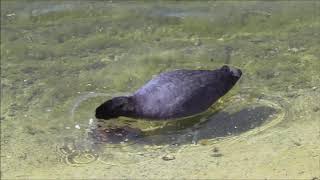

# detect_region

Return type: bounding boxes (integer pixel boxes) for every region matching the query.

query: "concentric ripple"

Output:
[57,89,288,166]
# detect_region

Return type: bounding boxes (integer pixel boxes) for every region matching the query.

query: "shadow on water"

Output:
[89,105,277,146]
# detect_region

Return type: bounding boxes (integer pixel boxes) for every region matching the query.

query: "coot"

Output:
[95,65,242,120]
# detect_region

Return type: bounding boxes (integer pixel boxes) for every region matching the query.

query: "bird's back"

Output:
[133,69,224,119]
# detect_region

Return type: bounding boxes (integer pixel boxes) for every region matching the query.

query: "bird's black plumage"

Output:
[95,65,242,120]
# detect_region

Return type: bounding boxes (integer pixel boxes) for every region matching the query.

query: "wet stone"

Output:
[292,141,302,146]
[211,147,223,157]
[162,154,175,161]
[211,153,223,157]
[212,147,219,153]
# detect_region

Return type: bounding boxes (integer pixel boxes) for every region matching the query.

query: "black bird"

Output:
[95,65,242,120]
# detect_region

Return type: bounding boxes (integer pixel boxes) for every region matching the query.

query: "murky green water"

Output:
[1,1,320,179]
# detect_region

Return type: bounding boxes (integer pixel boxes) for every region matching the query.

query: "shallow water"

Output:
[1,1,320,179]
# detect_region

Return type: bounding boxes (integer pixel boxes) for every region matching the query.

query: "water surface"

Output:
[1,1,319,179]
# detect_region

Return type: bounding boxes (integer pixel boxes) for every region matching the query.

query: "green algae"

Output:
[1,1,320,179]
